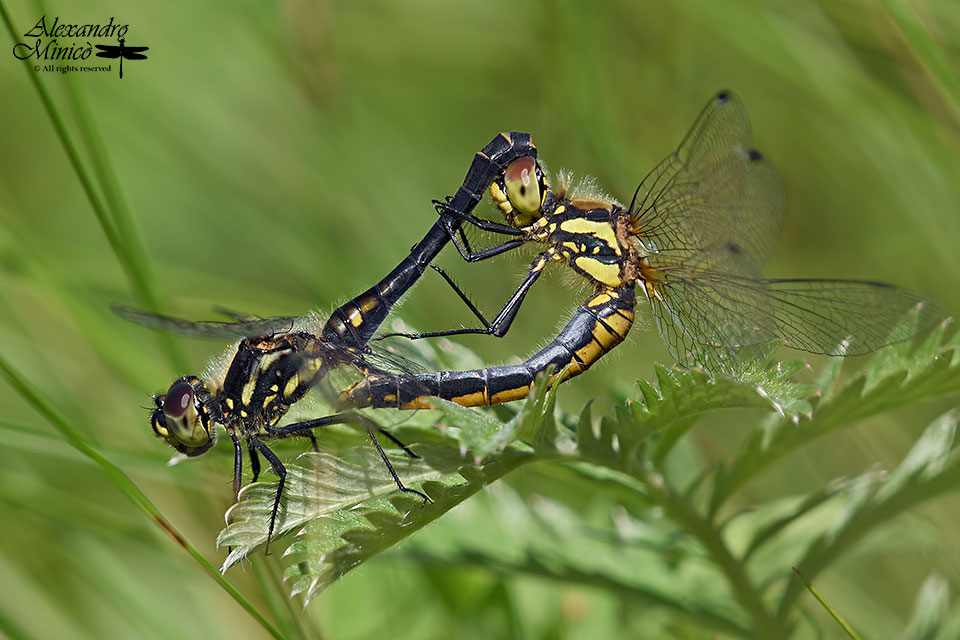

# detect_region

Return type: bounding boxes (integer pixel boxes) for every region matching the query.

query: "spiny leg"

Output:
[376,263,493,341]
[449,234,526,264]
[268,413,427,501]
[226,429,244,555]
[228,428,243,500]
[372,425,418,459]
[365,427,429,504]
[435,198,524,239]
[247,443,261,482]
[444,214,524,262]
[249,436,286,554]
[383,250,550,341]
[260,424,319,452]
[267,413,418,459]
[429,264,490,327]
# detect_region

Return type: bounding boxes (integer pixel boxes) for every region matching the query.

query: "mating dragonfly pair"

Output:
[119,92,940,549]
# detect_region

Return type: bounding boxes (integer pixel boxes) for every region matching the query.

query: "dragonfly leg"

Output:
[365,427,429,504]
[247,442,261,483]
[249,437,285,554]
[383,250,549,341]
[227,428,243,500]
[268,413,417,459]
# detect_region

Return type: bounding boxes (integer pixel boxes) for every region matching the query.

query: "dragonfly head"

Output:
[151,376,215,456]
[490,155,549,227]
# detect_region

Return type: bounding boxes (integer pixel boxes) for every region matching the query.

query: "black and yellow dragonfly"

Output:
[94,38,148,79]
[118,132,537,548]
[345,91,942,410]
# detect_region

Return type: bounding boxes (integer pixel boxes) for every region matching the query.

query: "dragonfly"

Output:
[118,132,538,548]
[94,38,149,79]
[345,91,942,409]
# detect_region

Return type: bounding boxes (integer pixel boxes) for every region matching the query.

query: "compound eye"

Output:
[504,156,542,215]
[150,406,169,438]
[163,382,194,420]
[157,379,212,452]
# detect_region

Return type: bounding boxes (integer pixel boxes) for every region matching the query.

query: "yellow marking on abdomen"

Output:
[587,293,612,307]
[552,205,566,216]
[400,398,433,410]
[604,309,635,338]
[358,295,380,314]
[262,394,276,409]
[574,257,622,286]
[450,390,489,407]
[574,339,604,366]
[589,321,622,349]
[555,362,584,381]
[489,386,531,405]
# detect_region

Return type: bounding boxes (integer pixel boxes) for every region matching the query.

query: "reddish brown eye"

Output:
[505,156,535,184]
[504,156,541,215]
[164,381,194,419]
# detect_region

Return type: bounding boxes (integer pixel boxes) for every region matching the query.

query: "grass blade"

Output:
[0,351,284,640]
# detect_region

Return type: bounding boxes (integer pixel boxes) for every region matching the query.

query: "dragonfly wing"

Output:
[761,279,941,355]
[211,305,267,322]
[647,248,941,363]
[123,52,148,60]
[112,305,296,339]
[648,247,778,365]
[630,91,785,268]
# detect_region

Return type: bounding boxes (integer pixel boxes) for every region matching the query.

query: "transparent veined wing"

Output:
[645,244,942,363]
[112,305,296,339]
[629,91,785,268]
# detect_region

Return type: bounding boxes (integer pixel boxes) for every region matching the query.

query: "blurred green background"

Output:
[1,0,959,638]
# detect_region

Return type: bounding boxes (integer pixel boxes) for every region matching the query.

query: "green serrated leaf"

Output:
[402,484,752,637]
[287,448,534,603]
[739,477,850,561]
[514,367,557,443]
[218,447,447,569]
[875,409,958,503]
[778,410,960,621]
[417,397,506,460]
[716,330,960,509]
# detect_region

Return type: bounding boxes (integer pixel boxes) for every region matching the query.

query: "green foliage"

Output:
[219,326,960,637]
[3,0,960,637]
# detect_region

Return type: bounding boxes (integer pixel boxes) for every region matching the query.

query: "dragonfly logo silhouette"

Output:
[94,38,148,79]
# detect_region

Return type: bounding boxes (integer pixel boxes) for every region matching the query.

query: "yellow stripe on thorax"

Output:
[557,218,621,256]
[573,257,622,286]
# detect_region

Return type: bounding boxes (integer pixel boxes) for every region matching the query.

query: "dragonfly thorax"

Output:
[523,198,634,289]
[218,332,331,433]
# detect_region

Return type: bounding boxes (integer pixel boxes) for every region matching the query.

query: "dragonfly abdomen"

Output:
[322,132,538,349]
[345,286,636,409]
